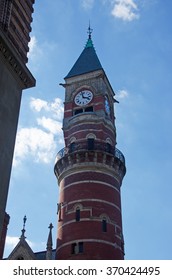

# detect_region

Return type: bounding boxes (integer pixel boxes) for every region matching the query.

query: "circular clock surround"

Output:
[74,90,93,106]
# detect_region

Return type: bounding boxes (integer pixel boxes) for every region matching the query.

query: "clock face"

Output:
[74,90,93,106]
[105,96,110,115]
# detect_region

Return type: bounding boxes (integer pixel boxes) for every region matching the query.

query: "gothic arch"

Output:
[86,133,96,139]
[69,137,77,143]
[99,214,110,222]
[73,203,83,211]
[106,138,112,145]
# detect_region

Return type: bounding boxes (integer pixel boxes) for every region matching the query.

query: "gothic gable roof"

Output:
[7,237,36,260]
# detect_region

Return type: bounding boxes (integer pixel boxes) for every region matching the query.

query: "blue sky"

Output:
[4,0,172,259]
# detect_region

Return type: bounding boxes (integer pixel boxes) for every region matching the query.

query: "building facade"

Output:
[7,217,55,260]
[54,29,126,260]
[0,0,35,258]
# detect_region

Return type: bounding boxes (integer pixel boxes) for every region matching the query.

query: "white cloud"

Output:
[13,97,64,167]
[81,0,95,10]
[111,0,139,21]
[30,97,64,121]
[5,235,35,249]
[27,36,43,60]
[30,98,49,112]
[37,117,62,135]
[5,236,19,250]
[117,89,129,99]
[13,128,57,166]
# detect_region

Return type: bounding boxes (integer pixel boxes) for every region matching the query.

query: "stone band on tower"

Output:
[54,28,126,260]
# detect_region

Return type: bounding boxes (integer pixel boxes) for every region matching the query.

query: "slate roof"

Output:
[65,36,103,79]
[34,249,56,260]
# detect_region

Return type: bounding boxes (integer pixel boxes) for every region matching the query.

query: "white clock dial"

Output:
[74,90,93,106]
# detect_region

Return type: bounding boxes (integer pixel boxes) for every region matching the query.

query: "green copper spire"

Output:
[85,23,94,48]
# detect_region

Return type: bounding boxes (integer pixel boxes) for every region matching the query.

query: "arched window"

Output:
[87,138,94,150]
[70,142,75,153]
[87,133,96,151]
[76,207,80,221]
[106,143,111,153]
[102,218,107,232]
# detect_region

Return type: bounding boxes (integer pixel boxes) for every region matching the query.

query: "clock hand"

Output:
[82,92,89,99]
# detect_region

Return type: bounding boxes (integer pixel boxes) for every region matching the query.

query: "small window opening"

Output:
[74,108,83,115]
[71,242,84,254]
[85,106,93,112]
[70,142,75,153]
[78,242,83,253]
[71,243,77,254]
[17,256,24,260]
[76,208,80,222]
[88,138,94,150]
[106,143,111,153]
[102,219,107,232]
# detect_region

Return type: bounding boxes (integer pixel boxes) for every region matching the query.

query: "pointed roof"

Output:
[7,216,36,260]
[46,223,53,260]
[65,26,103,79]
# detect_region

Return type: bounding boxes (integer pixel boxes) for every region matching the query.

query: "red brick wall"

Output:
[56,165,123,259]
[56,77,125,260]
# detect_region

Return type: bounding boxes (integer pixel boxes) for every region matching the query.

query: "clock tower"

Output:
[54,27,126,260]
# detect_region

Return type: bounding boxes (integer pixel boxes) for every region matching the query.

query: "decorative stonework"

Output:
[0,31,35,88]
[0,0,35,63]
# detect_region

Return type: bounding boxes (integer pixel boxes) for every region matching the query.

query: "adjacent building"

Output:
[0,0,36,258]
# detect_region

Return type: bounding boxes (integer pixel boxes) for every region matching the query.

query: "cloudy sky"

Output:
[4,0,172,259]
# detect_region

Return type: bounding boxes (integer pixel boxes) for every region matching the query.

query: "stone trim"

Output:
[58,218,122,233]
[56,239,121,252]
[60,179,120,194]
[0,30,35,89]
[67,199,121,212]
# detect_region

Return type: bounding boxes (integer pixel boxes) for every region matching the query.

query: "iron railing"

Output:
[56,141,125,165]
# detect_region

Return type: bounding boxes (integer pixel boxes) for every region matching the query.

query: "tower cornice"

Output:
[0,30,35,89]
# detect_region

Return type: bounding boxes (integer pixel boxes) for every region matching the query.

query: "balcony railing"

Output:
[55,141,125,165]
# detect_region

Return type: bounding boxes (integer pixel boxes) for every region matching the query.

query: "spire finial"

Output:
[20,215,27,240]
[85,22,94,49]
[23,215,27,230]
[46,223,54,260]
[48,223,53,231]
[87,21,93,39]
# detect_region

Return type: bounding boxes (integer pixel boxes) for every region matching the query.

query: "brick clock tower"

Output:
[54,27,126,260]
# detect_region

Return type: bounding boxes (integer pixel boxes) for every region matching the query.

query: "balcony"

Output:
[55,140,125,165]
